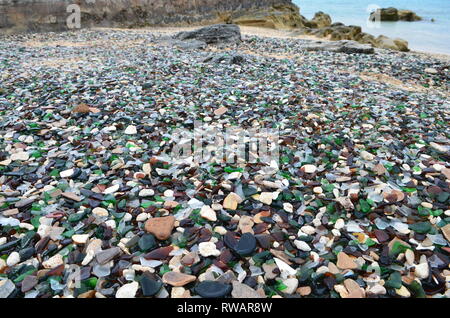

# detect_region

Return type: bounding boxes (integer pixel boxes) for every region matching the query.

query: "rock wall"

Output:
[0,0,303,33]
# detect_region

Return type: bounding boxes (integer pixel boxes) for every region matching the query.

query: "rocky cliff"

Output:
[0,0,303,33]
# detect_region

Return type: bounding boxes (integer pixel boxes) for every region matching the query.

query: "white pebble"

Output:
[60,169,74,178]
[200,205,217,222]
[139,189,154,197]
[42,254,64,269]
[72,234,90,244]
[283,203,293,213]
[294,240,311,252]
[104,184,120,194]
[282,278,298,294]
[116,281,139,298]
[214,226,227,235]
[300,225,316,235]
[136,213,149,222]
[124,125,137,135]
[302,164,317,173]
[361,151,374,161]
[164,189,174,197]
[198,242,220,257]
[6,252,20,266]
[334,218,345,230]
[19,223,34,231]
[92,207,109,217]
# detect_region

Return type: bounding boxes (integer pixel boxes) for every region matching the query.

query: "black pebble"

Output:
[234,233,256,257]
[141,276,163,297]
[195,281,231,298]
[18,247,35,262]
[138,234,157,252]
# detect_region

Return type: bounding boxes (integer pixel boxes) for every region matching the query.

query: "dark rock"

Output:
[15,198,35,208]
[140,276,163,296]
[143,246,174,260]
[174,39,207,50]
[370,7,399,22]
[95,247,121,265]
[124,235,140,249]
[370,7,422,22]
[374,229,390,243]
[204,53,246,65]
[224,231,239,249]
[21,275,38,293]
[138,234,157,252]
[174,24,242,45]
[0,240,19,252]
[18,247,35,262]
[255,234,273,249]
[398,10,422,22]
[234,233,257,256]
[195,281,232,298]
[159,38,207,50]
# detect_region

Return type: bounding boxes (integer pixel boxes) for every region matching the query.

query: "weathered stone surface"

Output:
[158,38,207,50]
[174,24,242,45]
[0,0,303,33]
[375,35,410,52]
[337,252,358,270]
[95,247,121,265]
[231,281,263,298]
[203,53,246,65]
[162,271,197,287]
[0,279,15,298]
[229,2,304,29]
[370,7,422,22]
[311,11,331,28]
[295,14,409,52]
[370,7,400,22]
[144,216,175,240]
[441,224,450,243]
[398,10,423,22]
[115,281,139,298]
[302,40,375,54]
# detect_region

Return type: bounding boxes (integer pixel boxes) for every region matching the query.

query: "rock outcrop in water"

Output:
[369,7,423,22]
[295,14,410,52]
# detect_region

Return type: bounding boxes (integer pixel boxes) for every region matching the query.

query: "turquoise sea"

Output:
[293,0,450,54]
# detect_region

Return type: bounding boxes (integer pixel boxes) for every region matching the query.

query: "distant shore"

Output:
[93,25,450,61]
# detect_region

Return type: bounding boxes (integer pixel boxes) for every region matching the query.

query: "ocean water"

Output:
[293,0,450,54]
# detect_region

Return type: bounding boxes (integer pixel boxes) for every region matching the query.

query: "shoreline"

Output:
[91,26,450,62]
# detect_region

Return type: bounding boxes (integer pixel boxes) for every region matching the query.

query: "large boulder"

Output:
[311,11,332,28]
[173,24,242,45]
[299,17,409,52]
[328,25,362,41]
[158,38,208,50]
[393,38,410,52]
[203,53,246,65]
[398,10,422,21]
[230,2,305,29]
[370,7,422,22]
[358,33,377,46]
[375,35,409,52]
[302,40,375,54]
[370,7,399,22]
